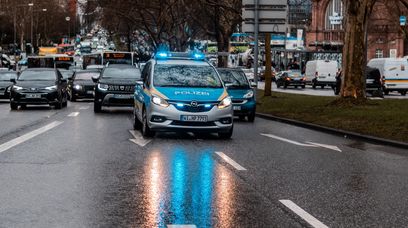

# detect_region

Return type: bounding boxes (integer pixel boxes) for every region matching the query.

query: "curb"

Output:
[256,113,408,149]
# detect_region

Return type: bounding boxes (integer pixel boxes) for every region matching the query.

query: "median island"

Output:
[256,90,408,143]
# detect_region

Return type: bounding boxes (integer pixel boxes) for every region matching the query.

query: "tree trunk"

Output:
[264,33,273,96]
[341,0,376,99]
[217,32,229,68]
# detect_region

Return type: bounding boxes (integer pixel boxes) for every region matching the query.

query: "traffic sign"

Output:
[242,0,288,33]
[400,16,406,26]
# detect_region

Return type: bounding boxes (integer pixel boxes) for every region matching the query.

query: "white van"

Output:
[305,60,338,88]
[367,58,408,96]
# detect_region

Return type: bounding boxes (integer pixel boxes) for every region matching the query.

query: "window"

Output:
[325,0,344,30]
[375,49,384,58]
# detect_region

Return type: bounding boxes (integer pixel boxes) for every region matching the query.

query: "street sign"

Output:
[242,0,288,33]
[400,16,406,26]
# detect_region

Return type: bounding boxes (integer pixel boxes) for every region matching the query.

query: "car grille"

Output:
[0,88,5,91]
[232,99,246,104]
[108,85,134,92]
[84,85,95,91]
[171,121,216,127]
[169,101,217,113]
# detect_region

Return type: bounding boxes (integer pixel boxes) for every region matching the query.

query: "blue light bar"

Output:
[176,103,184,107]
[156,52,169,59]
[204,104,211,108]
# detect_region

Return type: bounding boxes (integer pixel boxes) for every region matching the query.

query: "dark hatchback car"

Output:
[93,64,141,112]
[217,68,256,122]
[276,70,306,89]
[10,68,68,110]
[334,67,383,97]
[68,70,100,101]
[0,71,17,99]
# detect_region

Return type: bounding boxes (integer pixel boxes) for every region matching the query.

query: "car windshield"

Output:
[75,72,100,80]
[18,71,56,81]
[287,71,302,78]
[0,73,16,81]
[218,70,249,88]
[102,67,141,79]
[154,65,223,88]
[60,70,73,79]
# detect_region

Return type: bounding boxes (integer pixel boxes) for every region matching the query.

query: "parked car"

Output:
[0,71,17,99]
[276,70,306,89]
[334,67,384,97]
[217,68,256,122]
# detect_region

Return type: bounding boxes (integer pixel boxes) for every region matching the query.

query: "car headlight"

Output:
[218,97,232,109]
[74,84,82,90]
[45,85,57,91]
[152,95,169,108]
[98,83,109,91]
[243,90,254,99]
[13,85,23,91]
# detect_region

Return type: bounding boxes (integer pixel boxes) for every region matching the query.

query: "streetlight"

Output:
[66,16,71,44]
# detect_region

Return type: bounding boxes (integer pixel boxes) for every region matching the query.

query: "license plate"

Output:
[26,94,41,98]
[180,115,208,122]
[233,106,241,111]
[319,76,326,79]
[114,94,132,99]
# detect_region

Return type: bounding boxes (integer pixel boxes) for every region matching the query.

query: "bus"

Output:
[39,47,58,56]
[82,53,103,69]
[102,52,133,65]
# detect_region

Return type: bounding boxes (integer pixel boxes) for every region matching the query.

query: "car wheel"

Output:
[248,111,256,122]
[10,102,18,110]
[94,102,102,113]
[283,84,287,89]
[401,91,407,96]
[141,108,155,137]
[70,94,76,102]
[302,85,306,89]
[55,98,63,109]
[276,82,281,88]
[321,85,325,89]
[219,126,233,139]
[384,90,389,95]
[295,86,298,89]
[133,109,142,130]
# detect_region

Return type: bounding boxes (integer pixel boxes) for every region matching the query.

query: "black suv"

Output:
[10,68,68,109]
[0,71,17,99]
[68,70,100,101]
[93,64,141,112]
[334,67,383,97]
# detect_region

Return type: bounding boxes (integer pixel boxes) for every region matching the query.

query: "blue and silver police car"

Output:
[133,52,234,138]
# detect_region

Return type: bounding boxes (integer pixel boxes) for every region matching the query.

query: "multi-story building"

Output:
[307,0,407,60]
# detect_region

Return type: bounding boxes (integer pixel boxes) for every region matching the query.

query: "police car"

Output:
[133,52,234,138]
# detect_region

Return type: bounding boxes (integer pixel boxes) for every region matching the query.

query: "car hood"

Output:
[15,81,56,88]
[99,78,138,85]
[154,87,226,102]
[0,81,13,88]
[227,88,253,99]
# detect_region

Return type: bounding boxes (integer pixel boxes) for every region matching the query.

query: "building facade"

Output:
[307,0,407,60]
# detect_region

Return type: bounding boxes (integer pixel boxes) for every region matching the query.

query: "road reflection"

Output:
[142,148,236,227]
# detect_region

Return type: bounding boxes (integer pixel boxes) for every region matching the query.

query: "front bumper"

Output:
[95,90,133,107]
[232,98,256,116]
[147,103,233,133]
[72,86,95,99]
[10,90,59,105]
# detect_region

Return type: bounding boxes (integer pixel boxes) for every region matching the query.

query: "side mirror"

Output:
[10,78,16,83]
[92,76,99,83]
[250,82,257,87]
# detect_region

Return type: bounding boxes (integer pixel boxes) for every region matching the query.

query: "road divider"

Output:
[279,200,329,228]
[129,130,152,147]
[215,152,247,171]
[261,133,342,152]
[0,121,63,154]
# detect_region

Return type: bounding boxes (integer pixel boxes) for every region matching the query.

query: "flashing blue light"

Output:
[204,104,211,108]
[193,53,205,60]
[157,52,169,59]
[176,103,184,108]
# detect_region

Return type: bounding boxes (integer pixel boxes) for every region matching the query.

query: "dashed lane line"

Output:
[215,152,247,171]
[280,200,329,228]
[0,121,63,154]
[68,112,80,117]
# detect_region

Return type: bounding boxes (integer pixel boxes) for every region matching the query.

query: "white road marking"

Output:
[68,112,80,117]
[306,142,342,152]
[129,130,152,147]
[261,133,317,147]
[0,121,63,154]
[215,152,247,171]
[279,200,329,228]
[167,225,197,228]
[79,106,89,110]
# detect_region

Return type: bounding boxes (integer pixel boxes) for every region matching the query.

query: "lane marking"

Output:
[261,133,317,147]
[68,112,80,117]
[215,152,247,171]
[280,200,329,228]
[129,130,152,147]
[306,142,342,152]
[0,121,63,154]
[167,225,197,228]
[79,106,89,110]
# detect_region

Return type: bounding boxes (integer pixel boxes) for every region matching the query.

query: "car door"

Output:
[134,62,151,119]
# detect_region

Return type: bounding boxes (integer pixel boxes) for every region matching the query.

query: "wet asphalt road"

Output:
[0,100,407,228]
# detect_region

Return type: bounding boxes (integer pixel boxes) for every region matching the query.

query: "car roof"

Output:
[155,59,210,66]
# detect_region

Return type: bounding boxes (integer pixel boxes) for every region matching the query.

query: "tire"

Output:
[94,102,102,113]
[401,91,407,96]
[62,93,68,107]
[248,111,255,122]
[219,126,233,139]
[70,94,76,102]
[133,109,142,130]
[10,103,18,110]
[384,90,389,95]
[283,83,287,89]
[321,85,325,89]
[301,85,306,89]
[276,83,281,88]
[141,108,155,137]
[55,99,62,109]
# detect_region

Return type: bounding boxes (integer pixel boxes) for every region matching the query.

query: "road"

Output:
[257,82,408,99]
[0,100,407,227]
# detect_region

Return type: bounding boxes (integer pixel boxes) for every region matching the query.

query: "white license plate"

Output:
[233,106,241,111]
[180,115,208,122]
[26,94,41,98]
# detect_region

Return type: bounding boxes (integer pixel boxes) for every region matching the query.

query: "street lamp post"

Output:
[66,17,71,44]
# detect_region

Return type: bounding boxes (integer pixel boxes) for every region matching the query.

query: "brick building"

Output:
[307,0,407,60]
